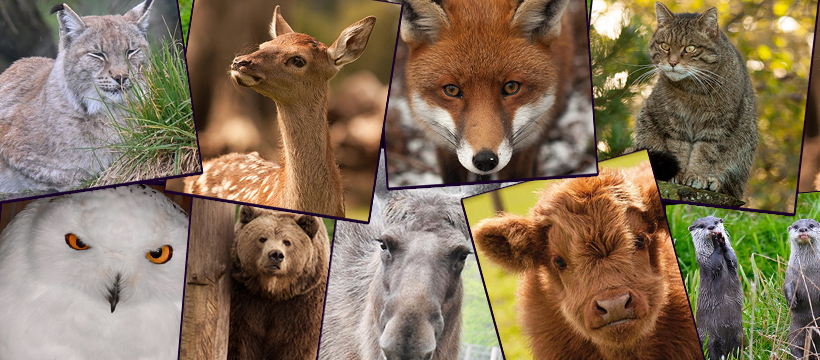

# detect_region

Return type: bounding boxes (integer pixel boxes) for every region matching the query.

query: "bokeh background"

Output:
[670,192,820,358]
[167,0,401,221]
[463,151,652,359]
[591,0,817,212]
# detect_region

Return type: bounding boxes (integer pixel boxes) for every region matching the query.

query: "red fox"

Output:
[397,0,582,183]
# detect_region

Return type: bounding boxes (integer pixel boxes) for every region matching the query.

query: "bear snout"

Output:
[262,248,286,271]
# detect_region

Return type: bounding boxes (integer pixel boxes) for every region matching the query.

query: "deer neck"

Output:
[275,90,340,212]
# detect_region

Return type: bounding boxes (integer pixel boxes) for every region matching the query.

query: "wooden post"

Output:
[179,199,235,360]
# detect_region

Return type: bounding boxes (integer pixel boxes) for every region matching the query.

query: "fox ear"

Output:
[512,0,571,44]
[399,0,450,47]
[269,5,294,39]
[328,16,376,67]
[472,214,545,273]
[50,4,86,46]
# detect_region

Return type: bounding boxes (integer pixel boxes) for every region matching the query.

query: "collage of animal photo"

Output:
[0,0,819,359]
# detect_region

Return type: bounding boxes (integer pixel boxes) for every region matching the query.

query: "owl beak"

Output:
[106,273,122,313]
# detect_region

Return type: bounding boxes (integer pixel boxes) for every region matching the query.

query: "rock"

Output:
[658,181,745,207]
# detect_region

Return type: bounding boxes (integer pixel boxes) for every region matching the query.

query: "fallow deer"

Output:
[184,6,376,218]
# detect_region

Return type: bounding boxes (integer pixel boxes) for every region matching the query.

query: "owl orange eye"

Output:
[65,233,89,250]
[146,245,173,264]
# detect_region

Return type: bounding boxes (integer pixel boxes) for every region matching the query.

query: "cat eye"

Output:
[146,245,173,264]
[288,56,306,68]
[684,45,695,53]
[502,81,521,96]
[65,233,90,251]
[443,84,463,98]
[89,52,106,60]
[659,43,670,51]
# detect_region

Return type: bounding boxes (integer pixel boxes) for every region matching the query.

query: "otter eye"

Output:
[259,237,268,243]
[811,224,816,230]
[684,45,695,53]
[659,42,670,51]
[502,81,521,95]
[553,256,567,270]
[289,56,306,68]
[146,245,173,264]
[283,240,291,247]
[65,233,90,250]
[443,84,462,98]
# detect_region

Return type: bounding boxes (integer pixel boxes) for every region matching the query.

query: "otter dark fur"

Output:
[784,219,820,359]
[228,206,330,360]
[688,216,744,359]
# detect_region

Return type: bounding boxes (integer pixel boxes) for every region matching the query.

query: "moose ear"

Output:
[472,214,544,273]
[269,5,294,39]
[123,0,153,34]
[654,2,675,27]
[511,0,571,44]
[696,7,719,38]
[398,0,449,47]
[50,4,86,46]
[295,215,320,239]
[328,16,376,67]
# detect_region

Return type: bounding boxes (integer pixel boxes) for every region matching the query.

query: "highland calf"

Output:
[472,165,701,359]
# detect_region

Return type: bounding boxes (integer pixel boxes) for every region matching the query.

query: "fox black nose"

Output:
[268,250,284,263]
[473,150,498,172]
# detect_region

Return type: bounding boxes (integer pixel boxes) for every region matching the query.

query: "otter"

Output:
[784,218,820,359]
[688,216,744,359]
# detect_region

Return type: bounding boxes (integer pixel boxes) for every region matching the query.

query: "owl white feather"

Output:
[0,185,189,360]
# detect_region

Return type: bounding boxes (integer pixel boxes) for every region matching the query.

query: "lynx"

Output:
[0,0,153,193]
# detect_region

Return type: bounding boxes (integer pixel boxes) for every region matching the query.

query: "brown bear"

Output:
[228,206,330,360]
[472,165,702,360]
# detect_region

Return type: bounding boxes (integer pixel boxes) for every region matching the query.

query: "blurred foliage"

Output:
[591,0,816,212]
[461,260,501,348]
[177,0,192,45]
[668,192,820,358]
[463,152,648,359]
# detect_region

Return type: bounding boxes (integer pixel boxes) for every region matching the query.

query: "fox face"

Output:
[400,0,574,176]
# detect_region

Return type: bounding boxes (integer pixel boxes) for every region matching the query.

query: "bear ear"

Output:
[295,215,320,238]
[238,206,259,226]
[472,213,545,273]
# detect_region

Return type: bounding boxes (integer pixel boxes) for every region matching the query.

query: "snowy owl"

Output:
[0,185,189,360]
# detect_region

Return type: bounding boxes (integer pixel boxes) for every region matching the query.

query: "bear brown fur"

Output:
[228,206,330,360]
[472,164,701,360]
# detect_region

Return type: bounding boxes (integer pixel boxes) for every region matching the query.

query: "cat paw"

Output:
[677,174,720,192]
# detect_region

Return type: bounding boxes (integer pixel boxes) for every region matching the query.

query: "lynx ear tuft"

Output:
[51,3,86,47]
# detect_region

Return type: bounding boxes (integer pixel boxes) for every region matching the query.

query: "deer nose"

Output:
[594,292,634,324]
[232,59,251,70]
[268,250,284,263]
[472,150,499,172]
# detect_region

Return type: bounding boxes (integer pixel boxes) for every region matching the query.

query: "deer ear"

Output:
[50,4,86,46]
[655,2,676,27]
[472,214,545,273]
[269,5,294,39]
[124,0,153,33]
[399,0,449,47]
[511,0,571,44]
[328,16,376,67]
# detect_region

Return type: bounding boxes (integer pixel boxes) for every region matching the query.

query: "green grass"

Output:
[669,192,820,359]
[92,38,200,186]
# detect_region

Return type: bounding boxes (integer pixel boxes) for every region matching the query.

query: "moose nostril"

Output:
[268,250,284,262]
[472,150,499,172]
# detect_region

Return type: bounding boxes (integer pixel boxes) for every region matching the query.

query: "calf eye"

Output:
[553,256,567,270]
[635,235,647,250]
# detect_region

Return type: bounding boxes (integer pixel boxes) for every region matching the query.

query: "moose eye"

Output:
[443,84,462,98]
[65,233,90,251]
[553,256,567,270]
[659,42,670,51]
[289,56,306,68]
[502,81,521,95]
[145,245,173,264]
[259,237,268,243]
[283,240,291,247]
[684,45,695,53]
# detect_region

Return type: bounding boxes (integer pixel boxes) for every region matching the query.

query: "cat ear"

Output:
[654,2,675,27]
[50,4,86,45]
[512,0,572,44]
[124,0,153,34]
[697,7,719,38]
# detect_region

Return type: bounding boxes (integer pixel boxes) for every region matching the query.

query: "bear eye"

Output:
[659,42,670,51]
[502,81,520,96]
[283,240,291,247]
[443,84,462,98]
[553,255,567,270]
[259,237,268,243]
[146,245,173,264]
[65,233,90,250]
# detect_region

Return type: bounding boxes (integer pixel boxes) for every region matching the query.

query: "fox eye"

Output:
[684,45,695,53]
[289,56,306,68]
[659,42,670,51]
[443,84,462,98]
[502,81,521,96]
[65,233,90,251]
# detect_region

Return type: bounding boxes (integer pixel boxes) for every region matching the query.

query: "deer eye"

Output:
[443,84,462,98]
[659,42,670,51]
[289,56,306,68]
[502,81,520,95]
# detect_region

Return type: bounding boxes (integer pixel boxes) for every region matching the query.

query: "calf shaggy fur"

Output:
[472,166,701,359]
[228,207,329,360]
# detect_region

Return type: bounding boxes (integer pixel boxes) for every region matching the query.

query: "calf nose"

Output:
[594,292,633,323]
[472,150,499,172]
[268,250,284,263]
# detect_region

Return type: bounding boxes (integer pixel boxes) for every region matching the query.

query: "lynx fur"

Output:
[0,0,153,193]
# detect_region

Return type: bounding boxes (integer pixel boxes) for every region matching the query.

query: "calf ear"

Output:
[472,214,543,272]
[295,215,320,239]
[328,16,376,67]
[399,0,450,47]
[512,0,571,44]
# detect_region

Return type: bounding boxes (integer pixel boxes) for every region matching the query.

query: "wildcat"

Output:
[0,0,152,193]
[632,2,757,199]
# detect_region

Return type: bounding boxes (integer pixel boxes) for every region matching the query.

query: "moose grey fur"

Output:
[688,216,744,359]
[784,219,820,359]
